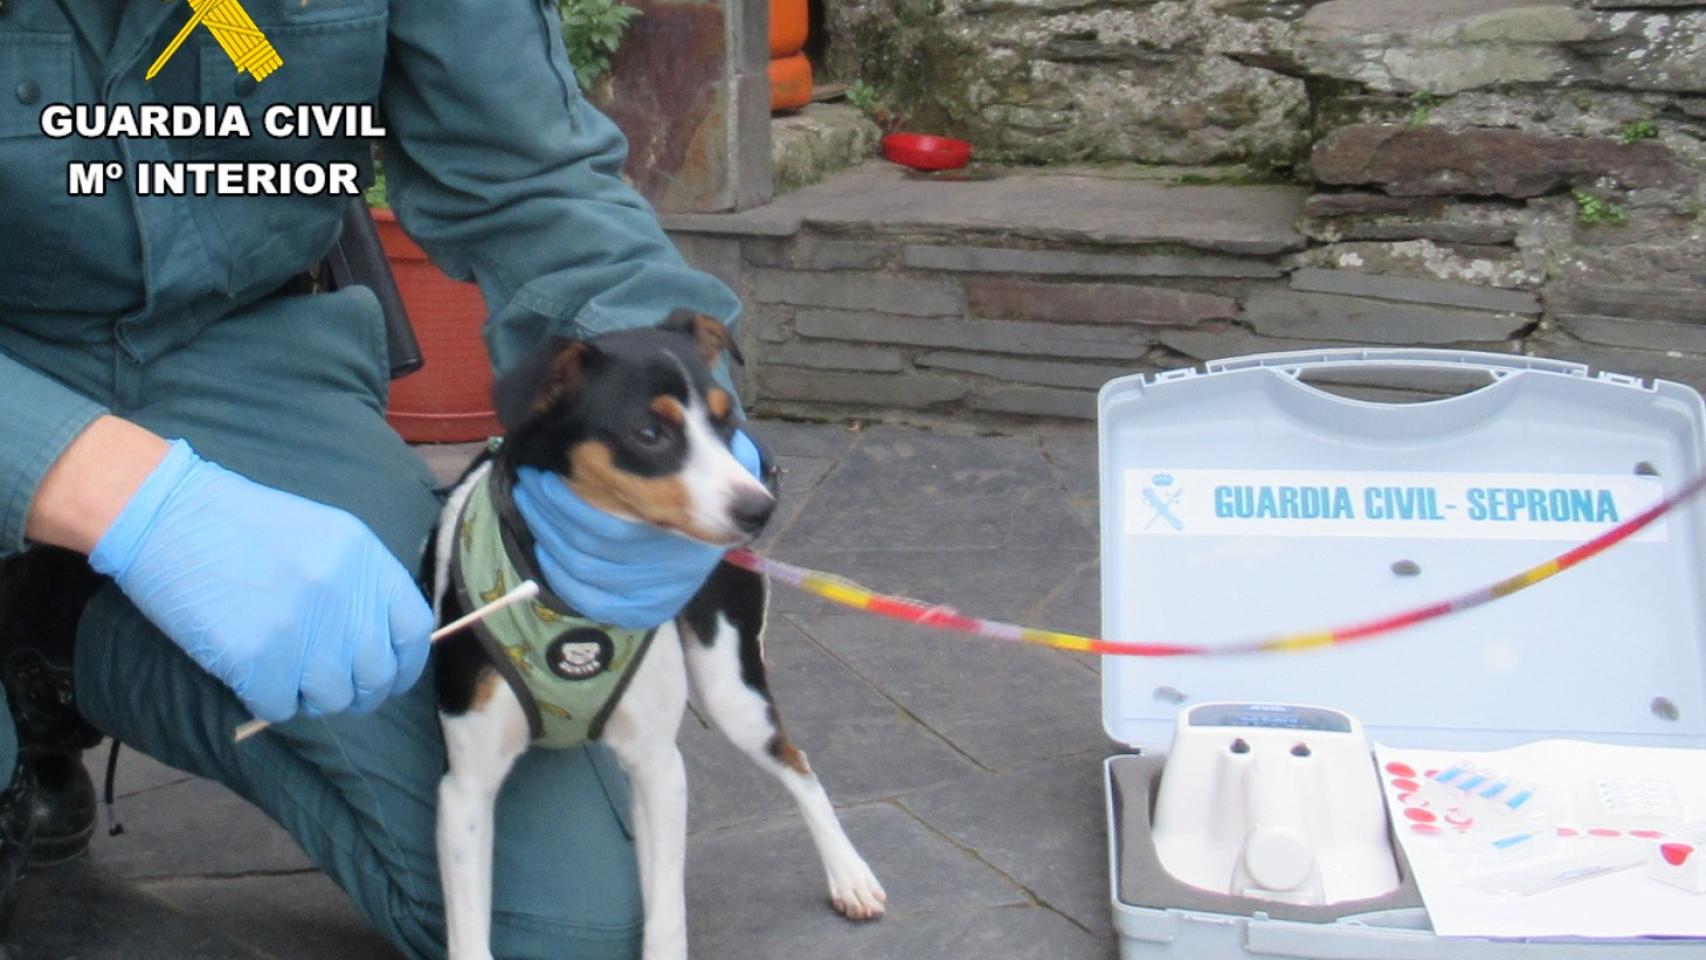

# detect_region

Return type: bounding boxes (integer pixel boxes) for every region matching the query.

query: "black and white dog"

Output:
[430,312,885,960]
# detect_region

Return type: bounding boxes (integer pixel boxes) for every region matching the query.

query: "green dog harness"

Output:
[451,467,657,749]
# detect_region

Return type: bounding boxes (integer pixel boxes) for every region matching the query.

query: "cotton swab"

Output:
[232,580,540,743]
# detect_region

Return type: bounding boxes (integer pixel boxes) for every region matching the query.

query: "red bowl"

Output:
[883,133,972,171]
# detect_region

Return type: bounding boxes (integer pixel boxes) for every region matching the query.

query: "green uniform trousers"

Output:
[2,287,642,959]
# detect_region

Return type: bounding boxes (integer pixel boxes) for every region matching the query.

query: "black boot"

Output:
[0,548,104,867]
[0,756,35,938]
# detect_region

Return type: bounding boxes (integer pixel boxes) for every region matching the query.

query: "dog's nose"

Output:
[731,491,776,534]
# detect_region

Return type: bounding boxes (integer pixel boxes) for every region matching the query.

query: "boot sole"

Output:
[24,822,92,867]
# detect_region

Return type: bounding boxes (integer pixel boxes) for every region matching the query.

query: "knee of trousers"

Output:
[0,690,15,783]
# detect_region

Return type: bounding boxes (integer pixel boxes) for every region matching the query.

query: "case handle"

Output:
[1205,348,1589,383]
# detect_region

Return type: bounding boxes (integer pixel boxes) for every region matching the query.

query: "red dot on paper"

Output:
[1445,813,1473,827]
[1661,843,1694,867]
[1424,769,1438,778]
[1397,793,1422,805]
[1386,762,1417,778]
[1588,828,1621,838]
[1411,824,1442,836]
[1391,779,1420,792]
[1631,830,1663,839]
[1405,807,1437,823]
[1557,827,1580,837]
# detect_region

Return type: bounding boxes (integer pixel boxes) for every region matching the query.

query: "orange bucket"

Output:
[769,52,813,113]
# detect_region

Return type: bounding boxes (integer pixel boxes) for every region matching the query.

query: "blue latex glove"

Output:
[513,430,765,629]
[88,441,432,724]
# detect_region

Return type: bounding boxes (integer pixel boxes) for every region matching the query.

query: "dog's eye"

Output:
[631,424,666,448]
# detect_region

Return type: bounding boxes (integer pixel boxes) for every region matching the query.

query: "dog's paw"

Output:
[827,856,887,921]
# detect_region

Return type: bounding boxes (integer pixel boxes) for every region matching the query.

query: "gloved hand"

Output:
[88,440,432,724]
[513,429,765,629]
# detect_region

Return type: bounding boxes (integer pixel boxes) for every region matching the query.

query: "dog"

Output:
[429,311,886,960]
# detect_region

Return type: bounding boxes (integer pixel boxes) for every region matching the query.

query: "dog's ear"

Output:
[660,309,744,367]
[492,337,597,430]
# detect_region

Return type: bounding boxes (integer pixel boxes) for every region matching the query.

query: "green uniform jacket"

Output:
[0,0,740,558]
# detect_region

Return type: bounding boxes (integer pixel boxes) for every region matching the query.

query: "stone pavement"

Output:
[8,419,1118,960]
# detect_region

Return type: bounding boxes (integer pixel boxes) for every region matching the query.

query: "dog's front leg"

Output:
[438,681,530,960]
[603,627,691,960]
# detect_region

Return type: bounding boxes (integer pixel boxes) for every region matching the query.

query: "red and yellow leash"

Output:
[725,469,1706,657]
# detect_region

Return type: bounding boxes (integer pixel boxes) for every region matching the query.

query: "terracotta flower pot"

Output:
[372,208,503,443]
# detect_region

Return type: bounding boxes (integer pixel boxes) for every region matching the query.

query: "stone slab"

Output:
[1290,267,1541,314]
[670,232,745,294]
[793,309,1154,361]
[733,70,775,211]
[751,269,965,317]
[764,425,1097,555]
[749,304,792,344]
[731,0,768,74]
[662,211,803,238]
[1243,289,1529,344]
[1311,125,1688,198]
[11,860,267,960]
[1156,323,1347,362]
[142,872,401,960]
[916,351,1130,391]
[968,385,1099,420]
[752,163,1309,255]
[689,802,1028,931]
[680,618,982,834]
[1527,334,1706,393]
[746,236,898,271]
[88,776,314,880]
[759,367,970,409]
[602,0,736,214]
[965,278,1237,325]
[689,802,1108,960]
[903,244,1284,279]
[903,757,1114,941]
[83,740,194,800]
[1302,0,1576,34]
[760,341,909,373]
[1548,283,1706,324]
[1556,314,1706,354]
[780,607,1109,772]
[746,419,864,461]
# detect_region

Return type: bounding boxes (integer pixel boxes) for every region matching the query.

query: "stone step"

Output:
[666,161,1311,257]
[665,161,1706,428]
[770,103,882,196]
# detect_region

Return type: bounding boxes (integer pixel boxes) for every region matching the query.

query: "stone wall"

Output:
[823,0,1706,175]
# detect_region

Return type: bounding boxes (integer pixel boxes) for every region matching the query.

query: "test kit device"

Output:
[1151,703,1399,906]
[1098,349,1706,959]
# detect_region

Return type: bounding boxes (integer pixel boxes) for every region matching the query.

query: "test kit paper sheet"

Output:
[1374,739,1706,939]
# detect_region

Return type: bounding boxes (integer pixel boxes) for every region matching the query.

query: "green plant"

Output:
[365,167,389,209]
[1619,119,1658,145]
[559,0,642,91]
[365,149,389,209]
[848,80,880,113]
[1573,189,1629,226]
[1408,92,1442,128]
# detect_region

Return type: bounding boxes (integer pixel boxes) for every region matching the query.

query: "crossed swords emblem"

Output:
[1142,483,1184,532]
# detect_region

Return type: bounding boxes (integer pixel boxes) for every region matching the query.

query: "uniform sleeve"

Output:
[378,0,743,378]
[0,351,109,559]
